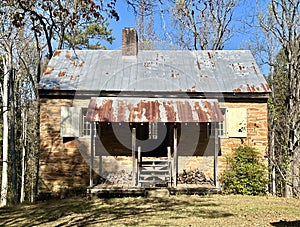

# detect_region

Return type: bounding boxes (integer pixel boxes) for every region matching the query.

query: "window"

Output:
[60,107,97,138]
[81,108,96,137]
[218,107,248,138]
[60,107,81,137]
[219,108,227,138]
[148,122,158,140]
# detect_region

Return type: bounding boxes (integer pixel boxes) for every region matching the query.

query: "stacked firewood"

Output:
[96,170,132,185]
[177,169,213,185]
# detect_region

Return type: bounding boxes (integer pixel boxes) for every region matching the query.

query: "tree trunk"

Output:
[269,62,276,195]
[259,0,299,198]
[0,54,10,207]
[10,68,18,205]
[20,110,27,203]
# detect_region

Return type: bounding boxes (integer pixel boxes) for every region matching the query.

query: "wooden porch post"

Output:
[137,146,141,186]
[173,124,178,188]
[98,123,102,176]
[167,146,172,187]
[90,121,95,187]
[214,122,219,188]
[132,127,136,186]
[98,155,102,176]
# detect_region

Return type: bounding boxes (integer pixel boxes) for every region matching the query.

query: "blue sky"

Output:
[106,1,136,50]
[107,1,258,49]
[105,0,270,74]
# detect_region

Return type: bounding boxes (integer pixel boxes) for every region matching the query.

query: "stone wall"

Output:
[39,98,90,193]
[182,102,269,179]
[39,98,268,193]
[218,102,268,174]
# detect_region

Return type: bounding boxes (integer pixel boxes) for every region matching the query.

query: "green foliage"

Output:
[3,0,119,57]
[64,23,114,50]
[221,146,268,195]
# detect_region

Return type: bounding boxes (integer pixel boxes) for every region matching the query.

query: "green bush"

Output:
[221,146,268,195]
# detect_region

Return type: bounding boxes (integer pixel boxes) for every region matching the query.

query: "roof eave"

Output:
[38,89,270,102]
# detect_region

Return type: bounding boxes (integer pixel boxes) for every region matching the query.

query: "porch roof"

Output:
[86,97,223,123]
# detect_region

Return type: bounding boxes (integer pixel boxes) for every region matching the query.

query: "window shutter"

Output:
[61,107,81,137]
[226,108,247,138]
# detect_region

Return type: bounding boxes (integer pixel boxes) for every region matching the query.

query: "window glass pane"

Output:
[82,108,96,137]
[149,122,158,140]
[219,108,227,137]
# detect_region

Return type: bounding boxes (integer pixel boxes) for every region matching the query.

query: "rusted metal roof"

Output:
[86,97,223,122]
[38,49,270,93]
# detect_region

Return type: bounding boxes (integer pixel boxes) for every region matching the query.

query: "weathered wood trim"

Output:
[226,108,247,138]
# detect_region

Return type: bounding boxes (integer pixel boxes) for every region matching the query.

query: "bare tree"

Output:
[254,8,281,196]
[0,45,10,207]
[0,0,121,206]
[126,0,238,50]
[258,0,300,197]
[135,0,158,50]
[171,0,238,50]
[0,2,16,206]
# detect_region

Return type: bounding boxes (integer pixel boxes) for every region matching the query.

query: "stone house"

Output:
[38,28,270,194]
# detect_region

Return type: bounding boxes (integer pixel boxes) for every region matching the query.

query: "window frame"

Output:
[81,108,96,138]
[218,107,228,138]
[148,122,158,140]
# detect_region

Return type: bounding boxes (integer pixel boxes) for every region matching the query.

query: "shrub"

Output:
[221,146,268,195]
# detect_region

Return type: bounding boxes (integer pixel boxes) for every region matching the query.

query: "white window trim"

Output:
[148,122,158,140]
[218,107,228,138]
[81,108,96,138]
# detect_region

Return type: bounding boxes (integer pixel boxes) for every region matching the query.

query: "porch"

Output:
[87,183,220,198]
[86,97,223,191]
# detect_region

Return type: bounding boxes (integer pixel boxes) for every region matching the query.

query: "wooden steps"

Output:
[138,159,171,187]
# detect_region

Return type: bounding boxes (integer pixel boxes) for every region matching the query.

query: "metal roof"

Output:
[86,97,223,122]
[39,49,270,93]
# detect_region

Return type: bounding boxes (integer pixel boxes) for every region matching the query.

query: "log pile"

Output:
[95,168,214,186]
[177,169,213,185]
[95,170,132,185]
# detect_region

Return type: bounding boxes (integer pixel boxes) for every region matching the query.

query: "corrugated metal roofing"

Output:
[86,97,223,122]
[38,49,270,93]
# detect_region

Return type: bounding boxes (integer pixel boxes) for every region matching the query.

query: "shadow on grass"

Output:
[0,195,233,226]
[271,220,300,227]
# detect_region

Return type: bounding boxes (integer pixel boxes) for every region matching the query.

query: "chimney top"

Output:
[122,28,138,57]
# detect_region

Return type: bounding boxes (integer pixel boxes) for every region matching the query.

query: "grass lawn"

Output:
[0,194,300,226]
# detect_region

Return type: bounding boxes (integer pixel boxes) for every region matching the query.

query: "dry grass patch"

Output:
[0,194,299,226]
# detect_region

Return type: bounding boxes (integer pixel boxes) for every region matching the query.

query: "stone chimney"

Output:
[122,28,138,56]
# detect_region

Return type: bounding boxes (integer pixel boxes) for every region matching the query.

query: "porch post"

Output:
[132,127,136,186]
[167,146,172,187]
[137,146,141,186]
[90,121,95,187]
[173,124,178,188]
[214,122,219,188]
[98,123,102,176]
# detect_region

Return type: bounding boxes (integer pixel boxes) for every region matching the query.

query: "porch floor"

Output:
[87,183,221,198]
